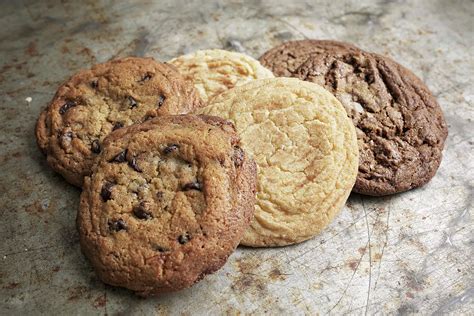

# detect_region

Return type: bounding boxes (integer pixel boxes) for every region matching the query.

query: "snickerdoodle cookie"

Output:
[169,49,274,102]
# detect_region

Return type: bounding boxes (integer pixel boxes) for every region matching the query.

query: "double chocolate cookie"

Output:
[260,40,448,195]
[77,115,257,296]
[36,57,203,187]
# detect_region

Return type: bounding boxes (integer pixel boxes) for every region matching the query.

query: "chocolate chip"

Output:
[128,96,138,108]
[139,72,153,82]
[112,122,124,131]
[128,156,142,172]
[91,139,101,154]
[199,225,207,237]
[90,80,98,89]
[108,219,127,232]
[365,73,375,84]
[218,157,225,167]
[59,100,76,114]
[178,233,191,244]
[143,114,154,122]
[152,244,169,252]
[232,146,244,168]
[110,149,128,163]
[100,181,114,201]
[157,95,166,107]
[156,191,164,200]
[163,144,179,154]
[133,202,153,220]
[182,181,202,191]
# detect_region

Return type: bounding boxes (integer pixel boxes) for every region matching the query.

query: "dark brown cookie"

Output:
[35,57,203,187]
[77,115,257,296]
[259,40,361,77]
[292,42,448,195]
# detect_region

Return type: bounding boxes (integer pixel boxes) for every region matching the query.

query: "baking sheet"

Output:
[0,0,473,314]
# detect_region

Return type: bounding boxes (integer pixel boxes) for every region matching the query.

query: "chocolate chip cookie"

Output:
[77,115,257,296]
[169,49,274,102]
[35,57,203,187]
[259,40,360,77]
[292,42,448,195]
[199,78,358,247]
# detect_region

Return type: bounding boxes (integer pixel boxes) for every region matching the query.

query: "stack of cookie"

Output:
[35,41,447,296]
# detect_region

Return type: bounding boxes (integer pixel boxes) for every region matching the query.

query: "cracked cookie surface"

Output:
[293,42,448,195]
[199,78,358,247]
[169,49,274,102]
[35,57,203,187]
[259,40,360,77]
[77,115,257,296]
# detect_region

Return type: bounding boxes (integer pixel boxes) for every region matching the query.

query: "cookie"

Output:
[259,40,360,77]
[293,42,448,195]
[199,78,358,247]
[169,49,274,102]
[77,115,257,296]
[36,57,203,187]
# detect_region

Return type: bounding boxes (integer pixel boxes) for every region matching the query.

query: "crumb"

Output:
[25,97,32,103]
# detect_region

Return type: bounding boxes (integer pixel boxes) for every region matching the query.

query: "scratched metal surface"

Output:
[0,0,473,314]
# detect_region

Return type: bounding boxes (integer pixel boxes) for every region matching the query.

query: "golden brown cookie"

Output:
[77,115,257,296]
[199,78,358,247]
[36,57,203,187]
[169,49,274,102]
